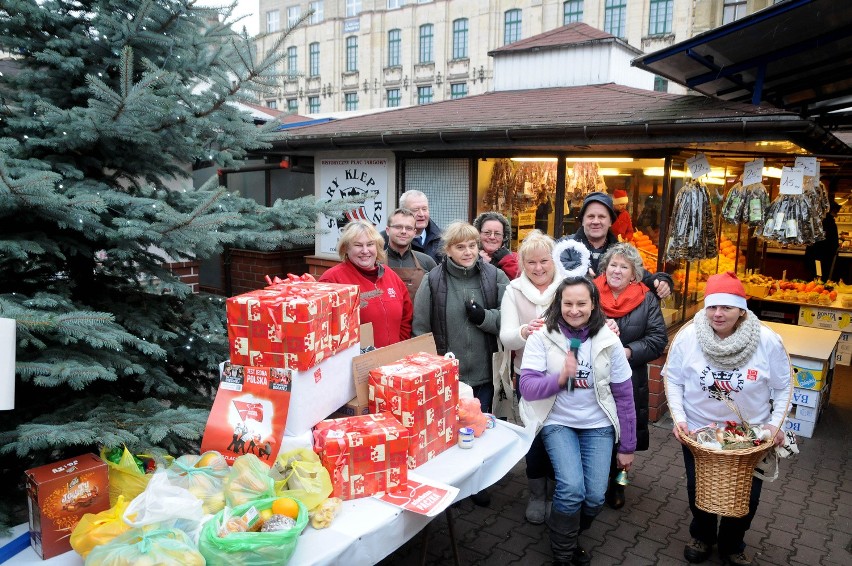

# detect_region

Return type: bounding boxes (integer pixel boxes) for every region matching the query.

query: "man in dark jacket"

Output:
[399,190,444,262]
[383,208,437,302]
[563,192,673,299]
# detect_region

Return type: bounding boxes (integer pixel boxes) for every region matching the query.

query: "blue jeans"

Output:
[541,424,615,516]
[682,446,763,555]
[471,383,494,414]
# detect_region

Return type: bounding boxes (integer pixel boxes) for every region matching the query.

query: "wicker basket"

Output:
[682,433,775,518]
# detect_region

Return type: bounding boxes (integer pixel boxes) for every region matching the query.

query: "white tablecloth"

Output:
[2,419,534,566]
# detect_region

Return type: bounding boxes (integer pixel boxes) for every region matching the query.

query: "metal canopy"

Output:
[632,0,852,129]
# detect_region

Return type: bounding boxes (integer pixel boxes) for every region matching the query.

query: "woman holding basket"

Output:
[664,272,792,566]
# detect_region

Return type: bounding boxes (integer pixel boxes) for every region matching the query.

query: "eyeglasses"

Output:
[481,231,503,238]
[389,224,416,232]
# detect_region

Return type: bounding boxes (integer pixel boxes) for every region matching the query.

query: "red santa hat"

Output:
[704,271,748,310]
[612,189,628,205]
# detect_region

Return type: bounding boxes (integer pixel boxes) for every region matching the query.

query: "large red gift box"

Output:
[368,352,460,469]
[227,282,359,371]
[313,412,409,501]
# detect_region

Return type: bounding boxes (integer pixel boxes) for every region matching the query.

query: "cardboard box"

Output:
[227,283,359,371]
[784,415,816,438]
[836,350,851,366]
[837,340,852,355]
[792,387,824,409]
[798,306,852,331]
[313,412,409,501]
[794,404,819,423]
[790,355,830,391]
[334,397,370,418]
[369,352,460,469]
[25,454,110,559]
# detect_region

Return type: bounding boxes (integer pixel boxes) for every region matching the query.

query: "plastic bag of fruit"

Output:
[198,496,308,566]
[224,454,276,506]
[71,495,133,558]
[85,527,204,566]
[271,448,333,511]
[165,451,229,514]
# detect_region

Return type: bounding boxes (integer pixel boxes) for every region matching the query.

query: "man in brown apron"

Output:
[383,208,437,302]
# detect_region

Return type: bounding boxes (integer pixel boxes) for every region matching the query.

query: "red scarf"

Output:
[594,274,649,318]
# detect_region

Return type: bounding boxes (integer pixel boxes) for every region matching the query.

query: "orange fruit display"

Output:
[271,497,300,519]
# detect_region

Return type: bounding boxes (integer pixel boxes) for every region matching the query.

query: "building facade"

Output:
[255,0,781,114]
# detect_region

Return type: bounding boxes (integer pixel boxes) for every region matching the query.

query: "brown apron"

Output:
[390,253,427,302]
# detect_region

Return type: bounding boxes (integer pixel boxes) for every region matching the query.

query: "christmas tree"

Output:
[0,1,351,529]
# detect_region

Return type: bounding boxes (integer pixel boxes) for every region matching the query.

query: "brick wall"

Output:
[305,255,341,279]
[228,247,312,295]
[648,353,668,423]
[166,260,200,293]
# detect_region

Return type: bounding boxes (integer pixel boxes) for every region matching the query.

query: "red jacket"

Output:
[495,251,520,280]
[319,260,413,348]
[611,210,634,242]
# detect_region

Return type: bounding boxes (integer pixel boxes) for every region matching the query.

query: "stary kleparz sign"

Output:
[318,159,388,254]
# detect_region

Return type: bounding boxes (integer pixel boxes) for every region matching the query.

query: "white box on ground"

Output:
[792,387,822,408]
[794,404,819,423]
[284,343,359,436]
[784,416,816,438]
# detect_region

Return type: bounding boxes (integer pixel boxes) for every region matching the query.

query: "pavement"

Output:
[378,365,852,566]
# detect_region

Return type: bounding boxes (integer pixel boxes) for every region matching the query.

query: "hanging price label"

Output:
[794,156,817,176]
[742,158,764,186]
[686,154,712,179]
[779,167,804,194]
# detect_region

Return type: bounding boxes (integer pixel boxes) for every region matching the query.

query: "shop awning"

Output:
[631,0,852,129]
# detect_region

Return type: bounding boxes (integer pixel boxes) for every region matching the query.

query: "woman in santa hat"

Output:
[664,272,792,566]
[610,189,634,242]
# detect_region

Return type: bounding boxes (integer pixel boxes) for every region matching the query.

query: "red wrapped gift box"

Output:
[368,352,460,469]
[227,282,359,370]
[313,412,409,501]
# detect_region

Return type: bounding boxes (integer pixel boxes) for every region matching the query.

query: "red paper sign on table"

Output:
[368,352,460,469]
[313,412,409,501]
[200,363,291,465]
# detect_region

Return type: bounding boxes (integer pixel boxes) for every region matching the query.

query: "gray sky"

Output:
[211,0,260,36]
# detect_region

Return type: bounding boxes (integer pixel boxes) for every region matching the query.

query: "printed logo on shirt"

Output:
[746,368,758,381]
[699,366,744,397]
[572,359,593,389]
[387,287,396,298]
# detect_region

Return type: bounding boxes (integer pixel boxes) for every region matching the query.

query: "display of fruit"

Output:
[271,496,300,520]
[632,230,659,272]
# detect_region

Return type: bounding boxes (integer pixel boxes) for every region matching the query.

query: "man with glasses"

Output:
[398,190,444,262]
[383,208,437,301]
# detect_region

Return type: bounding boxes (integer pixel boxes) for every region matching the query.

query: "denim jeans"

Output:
[682,445,763,555]
[541,424,615,516]
[471,383,494,414]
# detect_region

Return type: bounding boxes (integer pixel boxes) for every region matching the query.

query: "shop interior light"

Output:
[703,177,727,185]
[643,168,689,177]
[565,157,634,163]
[763,167,783,178]
[510,157,557,162]
[598,168,630,176]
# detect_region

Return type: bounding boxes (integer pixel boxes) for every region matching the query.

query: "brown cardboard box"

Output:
[25,453,109,559]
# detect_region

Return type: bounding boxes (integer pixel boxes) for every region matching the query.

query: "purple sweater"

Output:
[520,336,637,454]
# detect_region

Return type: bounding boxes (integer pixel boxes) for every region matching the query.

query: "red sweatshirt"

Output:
[319,260,413,348]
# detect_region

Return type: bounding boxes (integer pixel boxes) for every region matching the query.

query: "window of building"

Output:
[266,100,277,109]
[388,29,401,67]
[387,88,401,108]
[417,86,433,105]
[722,0,747,24]
[563,0,583,24]
[654,76,668,92]
[266,10,280,33]
[387,0,404,8]
[287,99,298,113]
[452,19,468,60]
[308,96,320,113]
[604,0,627,38]
[287,46,297,77]
[309,42,320,77]
[346,36,358,72]
[287,5,301,28]
[345,92,358,111]
[346,0,361,18]
[450,83,467,99]
[504,9,522,45]
[309,1,323,24]
[648,0,673,35]
[419,24,433,64]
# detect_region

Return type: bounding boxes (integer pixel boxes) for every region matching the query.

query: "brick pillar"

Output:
[648,353,668,423]
[166,260,201,293]
[305,255,341,279]
[227,247,312,295]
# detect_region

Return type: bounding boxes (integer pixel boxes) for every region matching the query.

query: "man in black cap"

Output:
[564,191,672,298]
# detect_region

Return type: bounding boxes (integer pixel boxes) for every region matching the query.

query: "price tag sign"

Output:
[794,156,817,176]
[742,158,764,186]
[779,166,804,194]
[686,154,712,179]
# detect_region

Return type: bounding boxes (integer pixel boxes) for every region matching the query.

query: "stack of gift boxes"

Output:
[225,279,461,502]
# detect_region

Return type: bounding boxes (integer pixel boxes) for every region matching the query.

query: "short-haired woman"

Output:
[319,220,412,348]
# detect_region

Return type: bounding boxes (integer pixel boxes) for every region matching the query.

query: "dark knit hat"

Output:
[579,191,616,222]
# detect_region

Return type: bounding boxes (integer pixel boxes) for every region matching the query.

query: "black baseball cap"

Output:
[579,191,616,222]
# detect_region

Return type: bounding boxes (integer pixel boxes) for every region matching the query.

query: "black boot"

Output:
[547,509,581,565]
[606,478,625,509]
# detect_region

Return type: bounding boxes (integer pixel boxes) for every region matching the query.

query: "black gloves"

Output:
[490,247,509,264]
[465,299,486,325]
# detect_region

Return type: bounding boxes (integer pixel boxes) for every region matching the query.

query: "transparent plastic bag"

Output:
[122,471,205,542]
[70,495,132,558]
[271,448,333,511]
[100,446,165,506]
[664,180,718,262]
[224,454,276,506]
[166,451,229,514]
[84,528,204,566]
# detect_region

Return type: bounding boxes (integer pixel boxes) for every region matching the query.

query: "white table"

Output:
[1,419,534,566]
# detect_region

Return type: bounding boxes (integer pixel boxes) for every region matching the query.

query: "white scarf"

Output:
[693,309,761,370]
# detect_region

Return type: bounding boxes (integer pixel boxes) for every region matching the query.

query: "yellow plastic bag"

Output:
[101,447,150,506]
[70,495,132,558]
[272,448,333,511]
